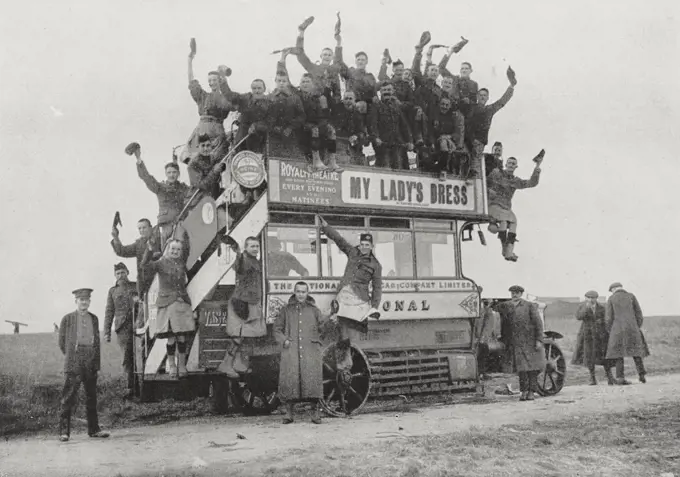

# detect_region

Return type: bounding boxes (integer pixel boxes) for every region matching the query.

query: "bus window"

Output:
[320,228,359,277]
[415,232,456,277]
[414,219,453,231]
[266,226,318,277]
[369,217,411,229]
[374,231,415,277]
[269,212,316,225]
[323,215,366,228]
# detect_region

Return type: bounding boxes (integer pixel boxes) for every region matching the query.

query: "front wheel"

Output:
[536,341,566,396]
[320,342,372,417]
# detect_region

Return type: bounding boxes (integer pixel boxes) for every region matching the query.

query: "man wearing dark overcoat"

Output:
[274,282,335,424]
[104,263,138,398]
[58,288,110,441]
[571,290,615,385]
[498,285,545,401]
[110,217,156,296]
[605,282,650,385]
[218,236,266,378]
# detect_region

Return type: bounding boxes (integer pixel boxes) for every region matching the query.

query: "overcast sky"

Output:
[1,0,678,333]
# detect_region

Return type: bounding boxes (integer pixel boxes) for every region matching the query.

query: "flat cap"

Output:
[72,288,93,299]
[124,142,140,156]
[509,285,524,294]
[585,290,599,298]
[608,282,623,292]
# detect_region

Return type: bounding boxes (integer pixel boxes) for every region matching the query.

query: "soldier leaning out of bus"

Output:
[104,263,138,399]
[142,239,195,379]
[58,288,110,442]
[274,281,337,424]
[218,236,267,378]
[369,81,414,170]
[487,151,544,262]
[111,217,156,296]
[497,285,545,401]
[133,145,191,253]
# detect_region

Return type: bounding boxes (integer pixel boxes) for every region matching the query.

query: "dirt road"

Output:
[2,373,678,477]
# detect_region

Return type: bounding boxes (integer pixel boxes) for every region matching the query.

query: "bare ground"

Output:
[2,373,680,477]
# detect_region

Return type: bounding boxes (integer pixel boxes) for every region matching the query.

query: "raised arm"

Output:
[513,163,541,190]
[411,47,424,85]
[333,35,350,80]
[320,219,353,255]
[488,85,515,115]
[295,32,316,73]
[110,228,138,258]
[277,50,290,78]
[135,152,162,195]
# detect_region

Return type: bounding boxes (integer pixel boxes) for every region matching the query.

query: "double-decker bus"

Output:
[133,133,565,415]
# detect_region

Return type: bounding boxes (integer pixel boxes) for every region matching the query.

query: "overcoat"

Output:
[571,301,609,367]
[499,299,545,372]
[59,311,101,375]
[605,289,650,359]
[274,295,334,401]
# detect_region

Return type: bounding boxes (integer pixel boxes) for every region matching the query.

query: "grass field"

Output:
[2,315,679,438]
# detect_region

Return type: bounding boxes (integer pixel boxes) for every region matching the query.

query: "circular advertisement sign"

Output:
[231,151,266,189]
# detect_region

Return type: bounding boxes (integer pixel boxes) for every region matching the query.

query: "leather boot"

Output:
[505,233,519,262]
[589,368,597,385]
[526,390,535,401]
[282,403,295,424]
[217,352,239,379]
[312,151,327,171]
[311,401,322,424]
[166,354,178,378]
[327,152,343,172]
[605,366,616,385]
[177,352,188,378]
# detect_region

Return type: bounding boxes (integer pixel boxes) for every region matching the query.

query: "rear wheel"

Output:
[537,342,566,396]
[320,342,371,417]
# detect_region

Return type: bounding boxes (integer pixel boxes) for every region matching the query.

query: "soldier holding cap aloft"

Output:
[104,263,138,399]
[571,290,615,385]
[605,282,650,385]
[497,285,545,401]
[58,288,109,442]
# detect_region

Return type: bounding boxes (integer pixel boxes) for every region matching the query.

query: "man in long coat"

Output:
[498,285,545,401]
[274,282,335,424]
[58,288,110,441]
[605,282,649,385]
[571,290,614,385]
[104,263,138,398]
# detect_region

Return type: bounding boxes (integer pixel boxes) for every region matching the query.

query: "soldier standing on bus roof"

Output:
[487,151,544,262]
[274,282,336,424]
[605,282,650,385]
[218,236,266,378]
[58,288,110,441]
[104,263,138,399]
[497,285,545,401]
[369,81,414,170]
[571,290,615,385]
[111,217,157,297]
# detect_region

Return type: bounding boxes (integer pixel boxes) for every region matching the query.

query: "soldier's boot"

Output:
[311,401,323,424]
[605,366,616,385]
[312,151,328,171]
[166,354,178,378]
[282,403,295,424]
[588,367,597,385]
[634,357,646,383]
[217,351,239,379]
[519,391,528,401]
[526,372,538,400]
[498,231,509,258]
[505,233,519,262]
[327,152,343,172]
[59,415,70,442]
[177,352,188,378]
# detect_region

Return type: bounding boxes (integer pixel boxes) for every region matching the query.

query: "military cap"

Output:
[197,133,211,144]
[72,288,93,299]
[360,233,373,243]
[585,290,599,298]
[114,262,128,272]
[508,285,524,294]
[124,142,140,156]
[608,282,622,292]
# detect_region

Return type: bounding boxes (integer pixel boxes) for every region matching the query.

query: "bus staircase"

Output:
[135,141,268,397]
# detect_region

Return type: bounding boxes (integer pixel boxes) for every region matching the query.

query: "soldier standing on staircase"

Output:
[111,217,156,296]
[104,263,139,399]
[141,239,195,379]
[218,236,266,378]
[487,151,544,262]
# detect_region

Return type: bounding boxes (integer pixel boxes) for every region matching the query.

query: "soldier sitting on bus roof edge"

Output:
[104,263,138,399]
[330,89,368,166]
[487,150,544,262]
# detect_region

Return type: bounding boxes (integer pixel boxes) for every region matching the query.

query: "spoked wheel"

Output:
[320,342,372,417]
[537,341,567,396]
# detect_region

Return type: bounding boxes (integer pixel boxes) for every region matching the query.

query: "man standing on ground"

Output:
[58,288,110,442]
[497,285,545,401]
[104,263,138,399]
[605,282,650,385]
[571,290,615,385]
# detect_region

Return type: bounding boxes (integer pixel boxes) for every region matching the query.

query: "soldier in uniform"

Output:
[487,152,544,262]
[58,288,110,441]
[269,51,306,149]
[571,290,615,385]
[498,285,545,401]
[331,89,368,166]
[274,282,336,424]
[186,133,228,199]
[334,36,378,108]
[133,145,191,253]
[218,236,266,378]
[369,81,414,170]
[110,217,155,296]
[104,263,138,398]
[605,282,650,385]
